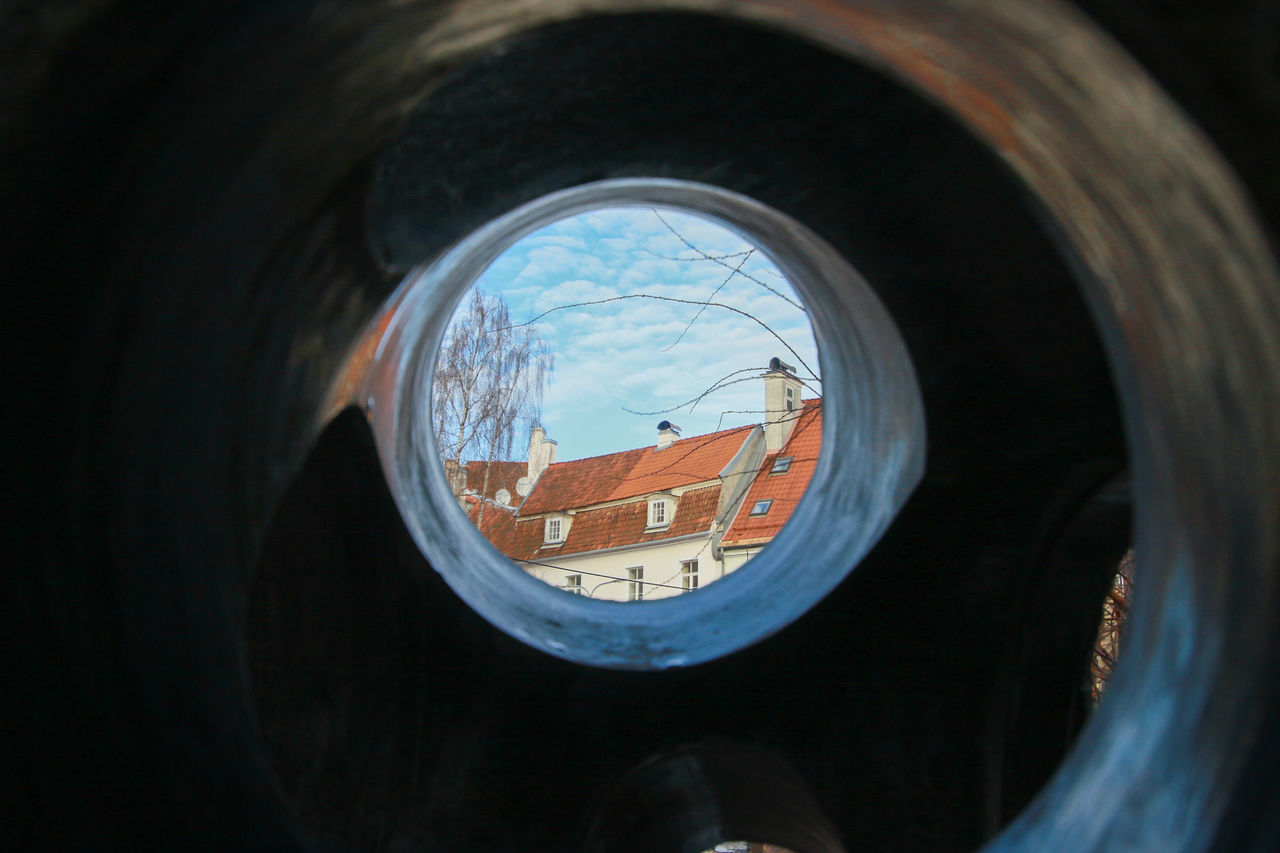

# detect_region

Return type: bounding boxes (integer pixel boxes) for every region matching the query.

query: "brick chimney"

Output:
[763,357,803,452]
[527,426,557,484]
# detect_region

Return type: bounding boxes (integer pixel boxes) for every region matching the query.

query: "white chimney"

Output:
[763,357,803,452]
[527,426,557,484]
[656,420,681,450]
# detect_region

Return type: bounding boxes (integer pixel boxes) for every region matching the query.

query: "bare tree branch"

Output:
[434,289,554,498]
[652,209,806,311]
[661,247,755,352]
[505,293,817,381]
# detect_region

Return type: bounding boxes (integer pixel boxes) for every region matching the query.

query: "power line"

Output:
[518,557,690,593]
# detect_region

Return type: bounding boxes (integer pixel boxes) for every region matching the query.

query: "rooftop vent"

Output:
[768,356,796,374]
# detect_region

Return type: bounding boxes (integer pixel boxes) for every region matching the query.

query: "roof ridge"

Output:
[542,444,649,467]
[546,421,758,467]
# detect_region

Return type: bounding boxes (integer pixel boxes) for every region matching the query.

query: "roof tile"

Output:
[720,399,822,546]
[463,459,526,504]
[474,484,724,561]
[518,424,754,515]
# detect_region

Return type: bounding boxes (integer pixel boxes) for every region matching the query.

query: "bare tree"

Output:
[433,289,554,497]
[470,214,821,599]
[1090,549,1133,703]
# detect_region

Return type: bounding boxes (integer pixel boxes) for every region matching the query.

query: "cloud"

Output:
[520,234,589,251]
[529,279,619,315]
[442,206,820,460]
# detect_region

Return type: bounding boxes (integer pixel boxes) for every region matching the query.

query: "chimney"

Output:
[443,458,467,496]
[527,426,557,484]
[656,420,681,450]
[763,357,803,452]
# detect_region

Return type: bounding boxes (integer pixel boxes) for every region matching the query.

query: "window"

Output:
[749,499,773,516]
[681,559,699,591]
[545,516,563,543]
[648,499,669,527]
[627,566,644,601]
[785,385,795,411]
[564,574,584,595]
[770,456,793,474]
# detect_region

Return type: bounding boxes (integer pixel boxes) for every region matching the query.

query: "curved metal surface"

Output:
[583,742,847,853]
[345,178,925,668]
[3,1,1277,851]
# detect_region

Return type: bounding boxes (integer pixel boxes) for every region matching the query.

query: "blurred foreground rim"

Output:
[345,177,926,670]
[5,0,1277,850]
[413,1,1280,847]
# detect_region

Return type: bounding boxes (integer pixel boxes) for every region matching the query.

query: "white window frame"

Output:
[627,566,645,601]
[545,516,565,543]
[648,498,670,528]
[680,559,699,591]
[563,574,584,595]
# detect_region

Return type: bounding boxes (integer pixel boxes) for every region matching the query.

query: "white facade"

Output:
[471,362,817,602]
[523,533,721,601]
[721,545,767,576]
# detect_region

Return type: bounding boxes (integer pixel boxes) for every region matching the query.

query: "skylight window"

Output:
[770,456,793,474]
[749,499,774,516]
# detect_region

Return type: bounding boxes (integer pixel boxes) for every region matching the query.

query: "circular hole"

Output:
[433,206,821,602]
[361,178,926,668]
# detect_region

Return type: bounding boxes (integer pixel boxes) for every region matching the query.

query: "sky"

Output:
[447,206,820,462]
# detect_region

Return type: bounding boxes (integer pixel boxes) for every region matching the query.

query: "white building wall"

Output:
[522,536,732,601]
[721,546,767,576]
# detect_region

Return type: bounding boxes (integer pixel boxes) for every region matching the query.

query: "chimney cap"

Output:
[657,420,681,434]
[768,356,796,374]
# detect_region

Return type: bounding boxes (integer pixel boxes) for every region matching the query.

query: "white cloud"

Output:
[441,206,820,460]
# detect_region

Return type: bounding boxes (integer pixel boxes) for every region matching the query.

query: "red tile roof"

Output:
[463,459,526,504]
[467,498,543,558]
[720,399,822,547]
[471,484,723,561]
[517,424,756,515]
[467,399,821,562]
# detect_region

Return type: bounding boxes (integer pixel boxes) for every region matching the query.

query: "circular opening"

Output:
[433,206,822,602]
[364,178,925,668]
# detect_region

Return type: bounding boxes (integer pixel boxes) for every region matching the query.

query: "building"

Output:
[468,360,821,600]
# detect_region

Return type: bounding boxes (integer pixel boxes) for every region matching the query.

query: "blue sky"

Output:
[455,207,820,461]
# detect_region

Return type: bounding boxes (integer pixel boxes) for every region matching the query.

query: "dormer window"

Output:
[770,456,793,474]
[544,515,566,543]
[648,498,670,528]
